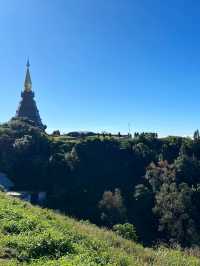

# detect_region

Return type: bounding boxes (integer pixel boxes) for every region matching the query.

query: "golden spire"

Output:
[24,59,32,92]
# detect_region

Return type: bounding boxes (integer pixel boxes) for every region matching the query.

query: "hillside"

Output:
[0,193,198,266]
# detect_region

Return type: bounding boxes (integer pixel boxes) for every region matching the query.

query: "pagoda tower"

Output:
[16,60,45,130]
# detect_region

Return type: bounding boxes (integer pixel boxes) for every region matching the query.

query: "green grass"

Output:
[0,193,199,265]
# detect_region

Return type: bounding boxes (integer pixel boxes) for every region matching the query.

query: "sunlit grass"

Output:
[0,192,199,265]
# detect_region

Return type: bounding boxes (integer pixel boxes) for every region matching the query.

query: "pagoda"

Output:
[16,60,46,130]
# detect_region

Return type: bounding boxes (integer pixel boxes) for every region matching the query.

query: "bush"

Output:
[113,223,137,241]
[6,232,74,261]
[2,218,38,235]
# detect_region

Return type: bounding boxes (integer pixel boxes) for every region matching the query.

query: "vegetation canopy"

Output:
[1,118,200,248]
[0,192,199,265]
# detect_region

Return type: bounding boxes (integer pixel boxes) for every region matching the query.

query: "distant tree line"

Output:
[1,117,200,246]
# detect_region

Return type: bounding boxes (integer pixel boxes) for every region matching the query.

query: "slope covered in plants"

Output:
[0,193,199,266]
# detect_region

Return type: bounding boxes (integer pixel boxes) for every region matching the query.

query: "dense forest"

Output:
[1,117,200,247]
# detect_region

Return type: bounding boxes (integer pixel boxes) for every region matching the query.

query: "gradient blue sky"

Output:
[0,0,200,136]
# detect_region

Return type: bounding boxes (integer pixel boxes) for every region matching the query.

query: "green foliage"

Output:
[2,119,200,247]
[5,232,74,261]
[113,223,137,241]
[154,182,200,246]
[2,218,38,234]
[174,155,200,185]
[99,189,127,227]
[145,160,175,192]
[0,193,199,266]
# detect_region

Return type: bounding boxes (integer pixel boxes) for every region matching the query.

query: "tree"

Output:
[52,130,60,136]
[161,136,183,163]
[145,160,175,193]
[130,184,156,244]
[132,143,156,166]
[174,155,200,185]
[154,182,199,246]
[193,130,200,141]
[98,189,127,227]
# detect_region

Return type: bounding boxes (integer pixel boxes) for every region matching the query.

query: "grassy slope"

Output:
[0,193,199,266]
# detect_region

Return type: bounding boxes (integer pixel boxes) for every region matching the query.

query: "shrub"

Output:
[113,223,137,241]
[4,232,74,261]
[2,218,38,235]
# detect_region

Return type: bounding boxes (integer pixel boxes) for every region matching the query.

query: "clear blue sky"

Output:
[0,0,200,136]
